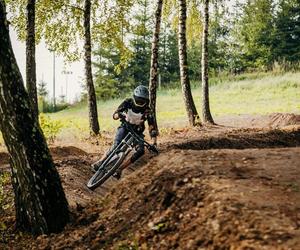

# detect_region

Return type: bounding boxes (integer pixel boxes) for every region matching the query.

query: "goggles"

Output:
[133,96,148,107]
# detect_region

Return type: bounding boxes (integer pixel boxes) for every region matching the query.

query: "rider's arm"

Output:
[112,98,131,120]
[113,112,120,120]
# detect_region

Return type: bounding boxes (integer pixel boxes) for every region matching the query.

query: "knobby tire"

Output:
[87,152,125,190]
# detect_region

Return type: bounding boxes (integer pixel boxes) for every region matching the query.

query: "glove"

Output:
[113,112,125,121]
[119,112,126,120]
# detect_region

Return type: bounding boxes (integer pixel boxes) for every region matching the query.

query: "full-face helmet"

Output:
[133,85,149,107]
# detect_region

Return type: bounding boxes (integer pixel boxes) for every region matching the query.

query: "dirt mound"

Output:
[27,145,300,250]
[50,146,96,207]
[215,113,300,129]
[1,126,300,249]
[56,157,103,207]
[172,128,300,150]
[0,152,9,165]
[267,113,300,128]
[0,147,89,167]
[50,146,89,159]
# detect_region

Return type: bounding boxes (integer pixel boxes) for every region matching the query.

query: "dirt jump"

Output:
[1,113,300,249]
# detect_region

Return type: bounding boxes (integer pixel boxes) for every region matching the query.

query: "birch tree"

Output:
[26,0,38,118]
[84,0,99,135]
[178,0,200,126]
[0,0,69,235]
[149,0,163,133]
[201,0,214,124]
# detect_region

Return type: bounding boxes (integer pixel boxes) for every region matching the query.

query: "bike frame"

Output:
[87,122,158,189]
[97,122,156,172]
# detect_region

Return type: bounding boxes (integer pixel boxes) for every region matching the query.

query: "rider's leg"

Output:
[112,126,128,148]
[113,137,145,179]
[92,126,128,172]
[120,144,145,169]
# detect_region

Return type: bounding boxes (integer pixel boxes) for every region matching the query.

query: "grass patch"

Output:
[1,71,298,145]
[47,71,299,138]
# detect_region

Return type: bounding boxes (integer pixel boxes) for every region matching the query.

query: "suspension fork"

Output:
[99,139,126,169]
[101,133,134,167]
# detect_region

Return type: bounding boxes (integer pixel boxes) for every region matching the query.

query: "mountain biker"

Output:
[92,85,158,179]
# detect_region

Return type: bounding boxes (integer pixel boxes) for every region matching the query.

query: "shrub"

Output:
[39,113,63,143]
[0,172,10,215]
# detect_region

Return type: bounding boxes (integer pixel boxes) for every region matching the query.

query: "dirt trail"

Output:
[0,113,300,249]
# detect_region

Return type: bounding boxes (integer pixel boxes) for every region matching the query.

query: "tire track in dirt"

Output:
[1,125,300,249]
[29,145,300,250]
[169,128,300,150]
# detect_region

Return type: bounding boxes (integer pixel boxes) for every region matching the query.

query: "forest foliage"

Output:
[6,0,300,101]
[92,0,300,99]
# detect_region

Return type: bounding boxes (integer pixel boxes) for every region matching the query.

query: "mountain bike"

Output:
[87,121,158,190]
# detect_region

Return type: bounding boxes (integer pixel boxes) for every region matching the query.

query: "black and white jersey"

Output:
[113,98,155,134]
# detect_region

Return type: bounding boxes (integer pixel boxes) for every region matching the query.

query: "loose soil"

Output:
[0,113,300,249]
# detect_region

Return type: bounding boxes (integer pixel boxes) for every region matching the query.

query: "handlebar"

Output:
[122,120,159,155]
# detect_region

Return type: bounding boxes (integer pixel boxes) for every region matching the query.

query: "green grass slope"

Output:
[1,72,299,145]
[51,72,300,131]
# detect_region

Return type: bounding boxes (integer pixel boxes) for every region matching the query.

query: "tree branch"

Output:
[65,4,84,12]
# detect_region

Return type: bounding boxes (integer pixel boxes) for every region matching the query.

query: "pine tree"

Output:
[128,0,153,85]
[37,79,48,112]
[159,24,180,84]
[238,0,275,69]
[273,0,300,65]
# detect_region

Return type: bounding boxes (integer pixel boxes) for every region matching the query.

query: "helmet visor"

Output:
[134,96,148,107]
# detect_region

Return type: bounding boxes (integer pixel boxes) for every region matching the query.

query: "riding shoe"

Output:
[113,169,122,180]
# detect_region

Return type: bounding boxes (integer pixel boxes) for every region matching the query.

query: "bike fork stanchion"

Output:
[87,122,159,190]
[98,142,123,172]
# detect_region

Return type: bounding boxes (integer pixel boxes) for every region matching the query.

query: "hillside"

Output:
[1,113,300,249]
[47,72,300,136]
[2,0,300,248]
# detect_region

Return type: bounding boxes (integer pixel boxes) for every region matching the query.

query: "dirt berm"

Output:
[27,127,300,250]
[0,118,300,249]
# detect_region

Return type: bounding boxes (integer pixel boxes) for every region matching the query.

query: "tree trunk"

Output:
[149,0,163,133]
[0,1,69,235]
[84,0,100,135]
[178,0,200,126]
[26,0,38,118]
[201,0,214,124]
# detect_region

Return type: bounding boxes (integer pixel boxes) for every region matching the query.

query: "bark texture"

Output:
[149,0,163,133]
[84,0,100,135]
[26,0,38,118]
[0,1,69,235]
[178,0,200,126]
[201,0,214,124]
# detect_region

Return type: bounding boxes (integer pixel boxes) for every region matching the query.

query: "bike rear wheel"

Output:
[87,152,125,190]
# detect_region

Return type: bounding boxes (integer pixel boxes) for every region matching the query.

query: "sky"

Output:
[10,28,84,103]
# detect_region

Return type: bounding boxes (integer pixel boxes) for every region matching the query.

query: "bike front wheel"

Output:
[87,152,125,190]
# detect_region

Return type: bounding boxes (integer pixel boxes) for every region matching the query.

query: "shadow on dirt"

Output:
[172,129,300,150]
